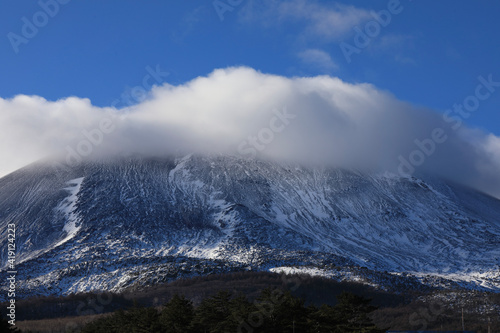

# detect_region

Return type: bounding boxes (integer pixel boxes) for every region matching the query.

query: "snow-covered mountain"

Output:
[1,154,499,299]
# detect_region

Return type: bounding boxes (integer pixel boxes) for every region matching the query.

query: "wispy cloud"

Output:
[366,34,417,65]
[239,0,374,41]
[297,49,337,71]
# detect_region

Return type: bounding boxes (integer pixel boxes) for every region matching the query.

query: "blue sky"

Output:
[1,0,499,135]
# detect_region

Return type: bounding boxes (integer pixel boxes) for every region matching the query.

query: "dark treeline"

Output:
[8,271,405,322]
[8,271,499,332]
[80,289,386,333]
[2,292,132,321]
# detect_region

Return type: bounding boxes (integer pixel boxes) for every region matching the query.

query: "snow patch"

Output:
[54,177,84,247]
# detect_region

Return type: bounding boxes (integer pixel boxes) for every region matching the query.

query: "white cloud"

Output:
[239,0,374,41]
[297,49,337,71]
[1,67,500,199]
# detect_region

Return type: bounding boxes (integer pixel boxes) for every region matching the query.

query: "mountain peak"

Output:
[1,155,499,299]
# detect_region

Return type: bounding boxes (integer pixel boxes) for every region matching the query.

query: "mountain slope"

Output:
[1,154,499,298]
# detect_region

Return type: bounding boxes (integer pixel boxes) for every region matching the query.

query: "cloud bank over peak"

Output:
[1,66,499,198]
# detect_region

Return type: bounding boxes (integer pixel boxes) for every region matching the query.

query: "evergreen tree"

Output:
[221,294,255,332]
[159,294,194,333]
[332,292,385,333]
[81,306,162,333]
[255,288,309,333]
[78,289,386,333]
[131,307,162,333]
[277,290,309,332]
[190,290,232,332]
[254,287,281,332]
[308,304,340,332]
